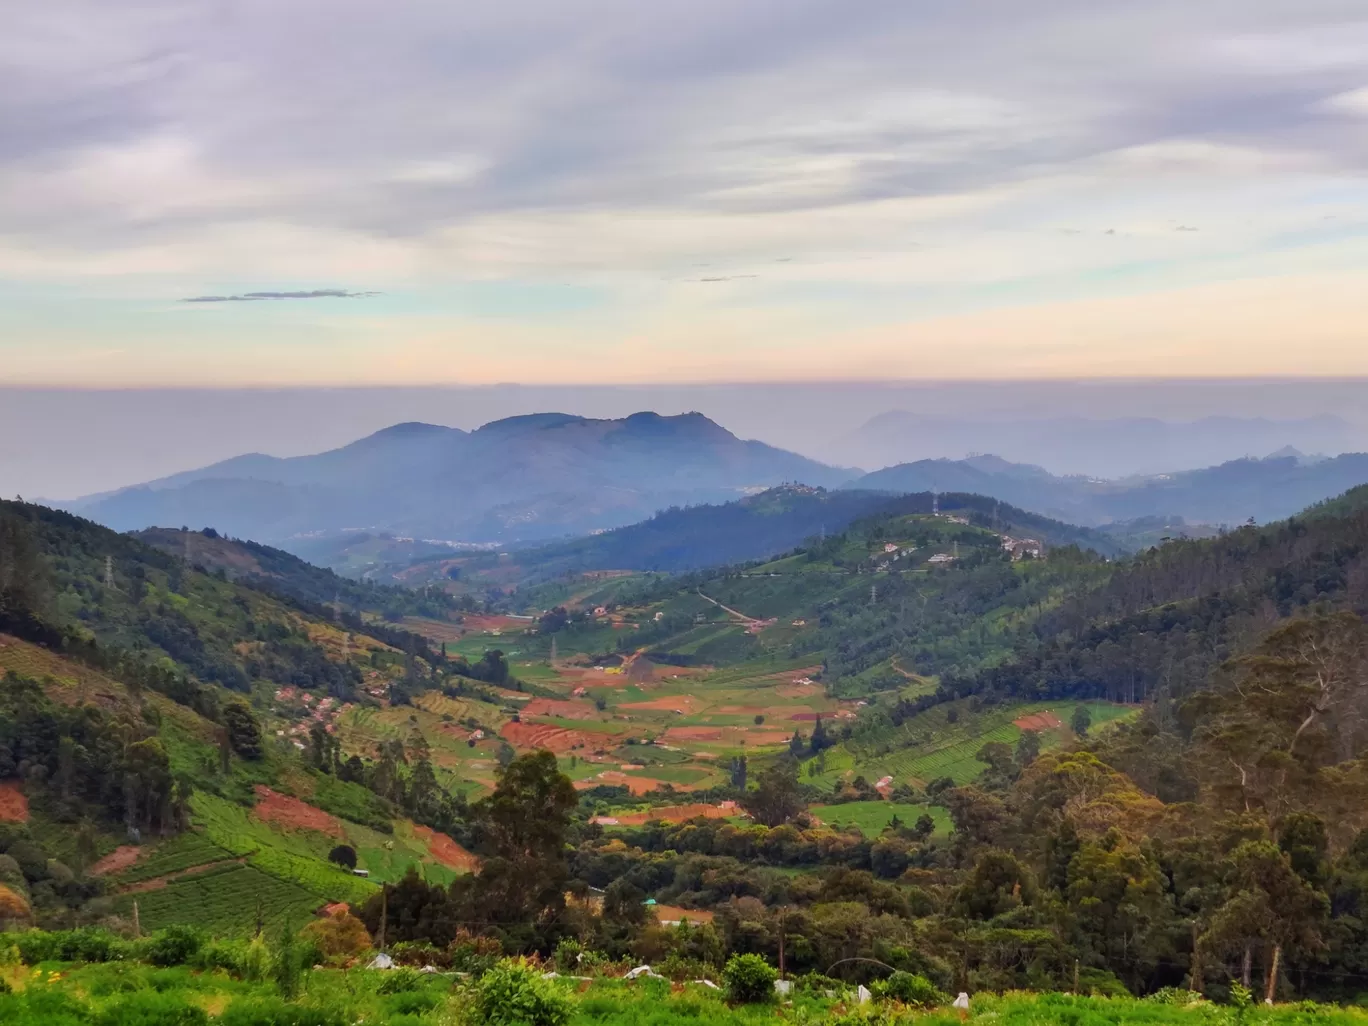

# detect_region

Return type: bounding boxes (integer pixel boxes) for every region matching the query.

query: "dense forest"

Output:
[3,492,1368,1006]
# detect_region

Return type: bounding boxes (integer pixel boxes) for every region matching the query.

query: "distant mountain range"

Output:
[841,411,1358,478]
[851,449,1368,526]
[63,409,1368,555]
[67,412,851,545]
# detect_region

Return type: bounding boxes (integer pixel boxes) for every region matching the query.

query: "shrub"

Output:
[93,990,209,1026]
[873,972,945,1007]
[301,911,372,959]
[145,926,204,968]
[723,953,776,1004]
[376,967,425,994]
[219,998,346,1026]
[473,958,574,1026]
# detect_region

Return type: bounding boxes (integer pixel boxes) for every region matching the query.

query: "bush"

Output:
[145,926,204,968]
[93,990,209,1026]
[376,967,425,994]
[219,998,346,1026]
[473,958,574,1026]
[723,953,776,1004]
[873,971,945,1007]
[301,911,372,959]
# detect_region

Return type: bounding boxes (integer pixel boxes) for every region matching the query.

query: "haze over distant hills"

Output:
[67,411,850,545]
[852,449,1368,526]
[842,411,1357,478]
[61,407,1368,554]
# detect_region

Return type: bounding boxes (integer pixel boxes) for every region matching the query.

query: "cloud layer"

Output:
[182,290,378,303]
[2,1,1367,382]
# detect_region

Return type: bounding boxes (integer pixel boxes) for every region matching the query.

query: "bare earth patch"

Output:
[1014,711,1064,731]
[663,726,723,742]
[412,824,480,872]
[522,697,599,719]
[501,720,617,753]
[89,845,143,876]
[608,802,738,826]
[0,781,29,823]
[252,785,344,837]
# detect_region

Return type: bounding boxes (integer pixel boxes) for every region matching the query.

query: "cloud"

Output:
[181,289,380,303]
[4,1,1368,383]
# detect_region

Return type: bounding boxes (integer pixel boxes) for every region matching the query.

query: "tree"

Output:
[913,814,936,841]
[953,849,1037,919]
[729,755,748,790]
[788,731,805,758]
[810,715,831,755]
[1201,841,1329,989]
[1015,729,1041,769]
[477,750,578,865]
[329,844,358,870]
[223,700,263,760]
[1189,614,1368,830]
[1071,704,1092,737]
[741,759,805,828]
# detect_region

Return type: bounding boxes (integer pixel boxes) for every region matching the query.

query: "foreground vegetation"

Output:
[4,933,1368,1026]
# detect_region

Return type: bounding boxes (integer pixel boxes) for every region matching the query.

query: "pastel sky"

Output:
[3,0,1368,385]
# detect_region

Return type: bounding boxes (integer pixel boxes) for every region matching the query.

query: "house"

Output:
[352,868,370,878]
[927,552,956,564]
[883,542,900,554]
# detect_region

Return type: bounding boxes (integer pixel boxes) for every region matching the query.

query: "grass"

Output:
[112,863,321,936]
[3,960,1367,1026]
[809,800,950,837]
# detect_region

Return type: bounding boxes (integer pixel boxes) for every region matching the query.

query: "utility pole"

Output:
[550,636,558,663]
[378,883,388,951]
[132,900,141,939]
[1190,922,1203,994]
[1265,945,1281,1005]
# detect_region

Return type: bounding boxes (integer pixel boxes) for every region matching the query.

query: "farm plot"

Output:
[113,863,321,936]
[112,833,234,885]
[809,801,949,837]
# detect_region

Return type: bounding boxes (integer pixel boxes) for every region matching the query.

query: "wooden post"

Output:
[1265,945,1281,1005]
[132,900,141,939]
[1073,959,1080,994]
[1190,923,1203,995]
[378,884,388,952]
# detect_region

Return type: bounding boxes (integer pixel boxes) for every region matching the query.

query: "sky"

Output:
[3,0,1368,386]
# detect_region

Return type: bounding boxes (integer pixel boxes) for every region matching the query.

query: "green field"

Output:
[809,800,950,837]
[4,955,1365,1026]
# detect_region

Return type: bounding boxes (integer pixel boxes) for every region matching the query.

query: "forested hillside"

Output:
[3,491,1368,1009]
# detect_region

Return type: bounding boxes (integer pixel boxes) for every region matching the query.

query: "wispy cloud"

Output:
[181,290,380,303]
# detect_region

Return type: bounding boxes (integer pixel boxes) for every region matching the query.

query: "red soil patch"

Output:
[609,802,738,826]
[776,683,821,699]
[619,696,702,713]
[412,824,480,872]
[742,730,801,745]
[522,697,598,720]
[1014,711,1064,731]
[252,785,344,837]
[718,705,768,714]
[585,770,688,795]
[653,905,714,925]
[663,726,723,742]
[501,720,616,753]
[0,781,29,823]
[89,845,143,876]
[121,857,245,894]
[788,712,833,721]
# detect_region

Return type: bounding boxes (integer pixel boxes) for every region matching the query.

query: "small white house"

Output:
[352,868,370,878]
